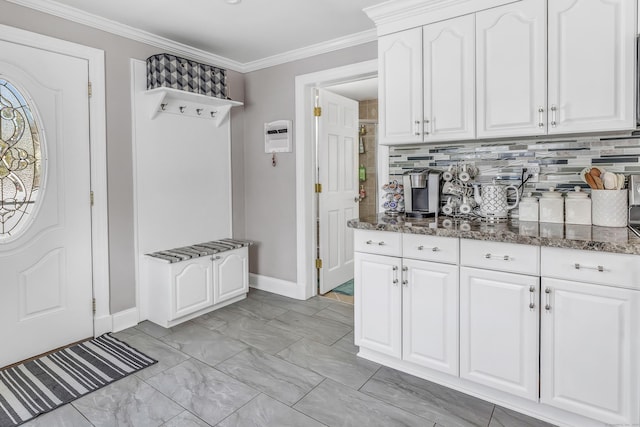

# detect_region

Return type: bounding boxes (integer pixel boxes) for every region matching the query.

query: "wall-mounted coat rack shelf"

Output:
[144,87,243,127]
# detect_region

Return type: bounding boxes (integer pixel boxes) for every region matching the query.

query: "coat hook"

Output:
[160,103,167,111]
[272,152,277,167]
[196,108,203,115]
[179,106,186,113]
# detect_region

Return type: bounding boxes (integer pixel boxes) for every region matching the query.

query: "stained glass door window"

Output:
[0,79,42,240]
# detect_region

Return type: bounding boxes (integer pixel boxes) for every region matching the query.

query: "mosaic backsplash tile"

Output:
[389,131,640,194]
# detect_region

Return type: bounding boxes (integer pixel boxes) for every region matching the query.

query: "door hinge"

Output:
[315,258,323,269]
[92,298,96,315]
[88,81,92,98]
[90,191,94,206]
[315,183,322,193]
[314,107,322,117]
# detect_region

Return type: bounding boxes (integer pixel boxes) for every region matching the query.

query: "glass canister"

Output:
[539,187,564,223]
[565,186,591,225]
[518,192,539,222]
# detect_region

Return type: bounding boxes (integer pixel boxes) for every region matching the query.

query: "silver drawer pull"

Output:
[393,279,399,285]
[485,253,511,261]
[545,287,551,312]
[418,245,440,252]
[402,280,408,287]
[529,285,536,311]
[365,240,385,246]
[574,263,604,272]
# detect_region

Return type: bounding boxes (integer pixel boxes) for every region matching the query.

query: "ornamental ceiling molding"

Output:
[5,0,377,73]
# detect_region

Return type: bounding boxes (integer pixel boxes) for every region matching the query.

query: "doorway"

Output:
[294,60,382,300]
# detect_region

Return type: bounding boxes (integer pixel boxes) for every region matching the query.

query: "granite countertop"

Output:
[348,215,640,255]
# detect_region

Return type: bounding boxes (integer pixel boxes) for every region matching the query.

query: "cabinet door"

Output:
[378,27,423,145]
[423,14,475,141]
[170,257,214,320]
[402,259,459,375]
[541,278,640,425]
[214,247,249,304]
[548,0,636,134]
[460,267,539,401]
[354,252,402,358]
[476,0,546,138]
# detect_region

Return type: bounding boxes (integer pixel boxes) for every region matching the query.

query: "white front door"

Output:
[318,89,358,294]
[0,40,93,367]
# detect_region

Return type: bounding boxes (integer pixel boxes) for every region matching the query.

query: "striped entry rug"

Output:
[0,334,157,427]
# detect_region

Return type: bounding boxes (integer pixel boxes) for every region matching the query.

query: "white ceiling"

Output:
[9,0,383,71]
[325,78,378,101]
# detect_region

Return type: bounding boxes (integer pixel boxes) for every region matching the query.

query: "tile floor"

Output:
[23,289,557,427]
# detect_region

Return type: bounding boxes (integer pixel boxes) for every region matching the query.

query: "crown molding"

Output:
[7,0,377,73]
[364,0,518,36]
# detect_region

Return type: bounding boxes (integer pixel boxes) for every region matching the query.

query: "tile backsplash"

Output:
[389,131,640,194]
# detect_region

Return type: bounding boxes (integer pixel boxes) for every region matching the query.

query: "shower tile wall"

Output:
[389,132,640,193]
[359,99,378,219]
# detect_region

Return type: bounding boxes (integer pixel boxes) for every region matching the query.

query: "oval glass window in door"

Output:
[0,79,43,240]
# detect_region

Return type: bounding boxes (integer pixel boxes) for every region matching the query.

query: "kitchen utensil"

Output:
[473,182,520,219]
[602,171,617,190]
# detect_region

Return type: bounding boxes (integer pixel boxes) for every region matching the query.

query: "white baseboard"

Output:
[111,307,140,333]
[94,315,113,336]
[250,273,306,300]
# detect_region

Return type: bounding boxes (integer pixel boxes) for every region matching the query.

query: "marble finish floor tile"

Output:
[216,347,324,405]
[22,404,92,427]
[331,331,358,355]
[118,332,191,380]
[248,289,331,316]
[162,410,211,427]
[218,394,326,427]
[190,311,228,330]
[111,326,144,340]
[361,367,494,427]
[232,296,289,320]
[73,375,183,427]
[313,306,354,327]
[489,407,557,427]
[322,300,354,318]
[267,310,351,346]
[216,315,303,354]
[135,320,174,338]
[145,359,258,426]
[277,338,379,389]
[159,322,247,365]
[294,379,433,427]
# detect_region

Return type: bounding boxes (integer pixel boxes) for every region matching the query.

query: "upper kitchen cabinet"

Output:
[547,0,636,134]
[424,14,476,141]
[378,27,423,145]
[476,0,547,138]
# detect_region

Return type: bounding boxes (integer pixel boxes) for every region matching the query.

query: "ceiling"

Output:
[326,78,378,101]
[9,0,383,71]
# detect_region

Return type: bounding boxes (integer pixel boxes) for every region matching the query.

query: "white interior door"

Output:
[0,40,93,367]
[318,89,358,294]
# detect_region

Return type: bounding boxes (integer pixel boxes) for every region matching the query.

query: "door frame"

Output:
[0,25,110,335]
[294,60,382,300]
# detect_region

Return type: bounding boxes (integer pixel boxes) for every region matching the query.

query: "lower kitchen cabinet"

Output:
[460,266,540,401]
[540,277,640,425]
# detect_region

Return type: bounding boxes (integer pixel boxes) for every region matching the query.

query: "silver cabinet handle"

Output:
[418,245,440,252]
[393,265,399,286]
[392,266,398,271]
[211,255,221,261]
[402,266,408,272]
[529,285,536,311]
[574,263,604,272]
[393,279,399,285]
[538,107,544,128]
[365,240,386,246]
[485,253,511,261]
[414,120,420,136]
[402,280,408,287]
[424,119,430,136]
[545,287,551,312]
[550,105,557,127]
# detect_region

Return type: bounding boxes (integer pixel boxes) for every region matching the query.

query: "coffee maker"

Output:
[403,169,441,217]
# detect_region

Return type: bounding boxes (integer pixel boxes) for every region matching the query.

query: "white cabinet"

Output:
[540,278,640,425]
[214,248,249,304]
[476,0,547,138]
[354,251,402,358]
[146,246,249,328]
[460,267,540,401]
[403,258,459,375]
[423,14,475,141]
[547,0,636,134]
[378,27,423,144]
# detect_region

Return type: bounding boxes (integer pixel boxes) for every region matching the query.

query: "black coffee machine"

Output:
[402,169,441,217]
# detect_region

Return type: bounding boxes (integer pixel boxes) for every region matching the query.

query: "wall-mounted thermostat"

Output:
[264,120,292,153]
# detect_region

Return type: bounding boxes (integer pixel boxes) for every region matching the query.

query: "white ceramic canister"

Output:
[565,186,591,225]
[591,189,628,227]
[518,192,539,222]
[539,187,564,223]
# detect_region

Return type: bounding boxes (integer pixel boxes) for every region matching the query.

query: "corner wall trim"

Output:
[111,308,139,333]
[249,274,304,300]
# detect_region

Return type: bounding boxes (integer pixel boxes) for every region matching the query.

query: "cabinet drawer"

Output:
[460,239,539,275]
[403,233,459,264]
[354,230,402,257]
[541,247,640,290]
